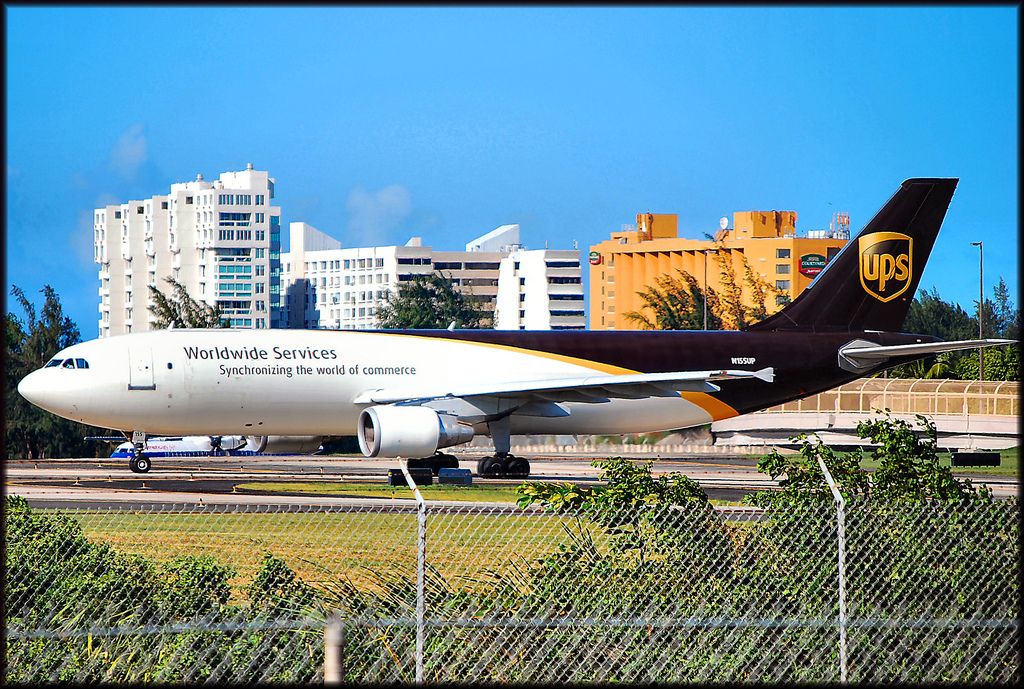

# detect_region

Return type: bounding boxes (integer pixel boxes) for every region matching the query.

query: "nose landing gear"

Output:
[129,442,152,473]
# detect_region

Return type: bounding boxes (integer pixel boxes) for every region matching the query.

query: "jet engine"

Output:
[357,405,474,458]
[245,435,324,455]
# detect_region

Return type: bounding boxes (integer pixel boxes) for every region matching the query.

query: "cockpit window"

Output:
[44,357,89,369]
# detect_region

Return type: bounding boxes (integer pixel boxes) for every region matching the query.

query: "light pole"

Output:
[703,249,718,330]
[971,241,983,380]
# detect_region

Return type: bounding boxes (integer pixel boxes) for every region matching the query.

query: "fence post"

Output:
[400,459,427,685]
[816,454,849,683]
[324,614,345,685]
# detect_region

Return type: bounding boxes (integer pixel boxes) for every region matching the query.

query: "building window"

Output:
[776,280,791,291]
[114,210,122,219]
[186,196,193,205]
[776,248,791,259]
[776,264,791,274]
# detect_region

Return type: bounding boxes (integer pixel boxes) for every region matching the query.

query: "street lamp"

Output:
[703,249,718,330]
[971,241,983,380]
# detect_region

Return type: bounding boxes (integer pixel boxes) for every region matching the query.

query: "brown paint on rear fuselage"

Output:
[388,329,939,416]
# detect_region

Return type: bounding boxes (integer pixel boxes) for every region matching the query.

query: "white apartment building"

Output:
[281,223,585,330]
[495,249,585,330]
[94,165,282,337]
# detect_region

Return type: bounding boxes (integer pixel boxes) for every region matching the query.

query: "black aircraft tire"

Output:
[134,455,152,473]
[477,456,504,478]
[506,457,530,479]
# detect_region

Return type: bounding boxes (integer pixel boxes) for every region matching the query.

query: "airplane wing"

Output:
[354,367,774,406]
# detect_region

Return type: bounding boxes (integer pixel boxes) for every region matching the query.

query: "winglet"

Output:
[754,367,775,383]
[447,321,456,331]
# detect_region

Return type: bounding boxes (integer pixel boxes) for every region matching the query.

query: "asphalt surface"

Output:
[6,454,780,509]
[5,453,1018,510]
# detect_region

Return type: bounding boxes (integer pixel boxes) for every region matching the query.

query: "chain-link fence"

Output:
[4,495,1019,684]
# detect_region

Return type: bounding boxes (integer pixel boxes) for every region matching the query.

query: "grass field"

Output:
[849,446,1019,476]
[72,508,578,600]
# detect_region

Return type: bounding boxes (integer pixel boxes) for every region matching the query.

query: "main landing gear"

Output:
[477,453,531,479]
[406,452,460,476]
[475,415,531,479]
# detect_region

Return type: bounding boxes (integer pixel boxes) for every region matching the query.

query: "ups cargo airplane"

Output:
[18,178,1013,476]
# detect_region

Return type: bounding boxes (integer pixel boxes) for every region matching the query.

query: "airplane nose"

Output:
[18,370,52,410]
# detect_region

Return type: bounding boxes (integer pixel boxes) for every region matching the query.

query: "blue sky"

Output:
[5,6,1018,336]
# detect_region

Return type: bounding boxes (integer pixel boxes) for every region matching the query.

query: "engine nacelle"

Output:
[245,435,324,455]
[357,406,474,458]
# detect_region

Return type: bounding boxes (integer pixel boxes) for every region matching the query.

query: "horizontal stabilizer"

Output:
[839,338,1016,372]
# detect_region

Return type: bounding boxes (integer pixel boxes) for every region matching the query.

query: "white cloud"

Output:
[94,192,121,208]
[108,123,148,179]
[345,184,413,244]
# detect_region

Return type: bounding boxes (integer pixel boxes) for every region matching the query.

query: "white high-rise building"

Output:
[494,249,585,330]
[94,165,282,337]
[280,223,584,330]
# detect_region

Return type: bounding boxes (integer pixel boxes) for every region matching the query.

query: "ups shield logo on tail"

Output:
[859,232,913,302]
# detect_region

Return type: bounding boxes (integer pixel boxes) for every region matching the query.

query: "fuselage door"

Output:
[128,347,157,391]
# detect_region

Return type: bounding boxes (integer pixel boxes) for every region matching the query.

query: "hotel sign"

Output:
[799,253,827,277]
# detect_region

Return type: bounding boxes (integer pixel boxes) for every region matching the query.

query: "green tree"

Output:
[625,250,784,331]
[6,286,107,458]
[623,269,721,330]
[149,277,227,329]
[375,272,488,329]
[991,277,1015,337]
[890,283,1019,380]
[901,286,977,341]
[516,456,710,513]
[746,413,991,507]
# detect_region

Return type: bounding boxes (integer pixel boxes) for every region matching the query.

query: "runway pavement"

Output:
[4,453,1018,510]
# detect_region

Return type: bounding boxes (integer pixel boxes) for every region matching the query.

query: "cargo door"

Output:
[128,347,157,390]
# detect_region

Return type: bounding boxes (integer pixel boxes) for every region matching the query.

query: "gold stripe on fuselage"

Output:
[370,331,741,422]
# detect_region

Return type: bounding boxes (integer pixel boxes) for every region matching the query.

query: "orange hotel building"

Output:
[589,210,850,330]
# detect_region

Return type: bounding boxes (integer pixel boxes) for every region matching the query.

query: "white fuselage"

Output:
[18,329,726,438]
